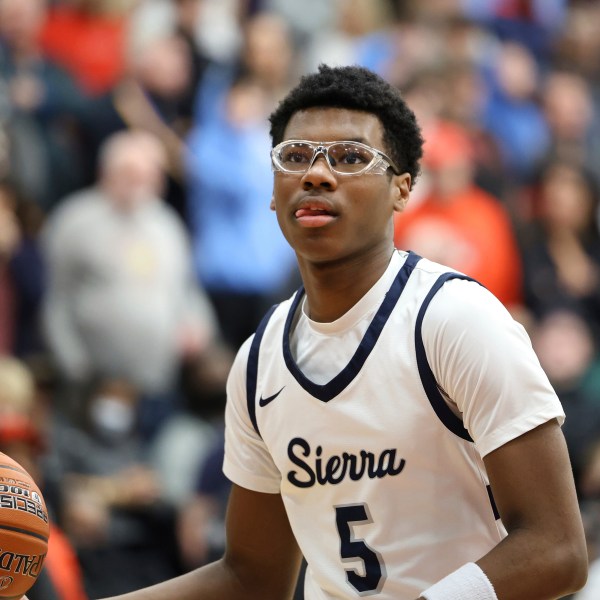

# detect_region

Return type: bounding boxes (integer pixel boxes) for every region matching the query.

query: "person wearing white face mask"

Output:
[89,383,139,444]
[48,376,181,597]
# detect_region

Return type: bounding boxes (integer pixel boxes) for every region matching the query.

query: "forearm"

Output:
[476,527,587,600]
[100,555,297,600]
[112,485,303,600]
[99,560,244,600]
[418,536,584,600]
[478,422,588,599]
[418,422,588,600]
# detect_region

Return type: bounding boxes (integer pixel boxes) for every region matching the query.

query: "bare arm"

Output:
[477,419,588,599]
[99,484,302,600]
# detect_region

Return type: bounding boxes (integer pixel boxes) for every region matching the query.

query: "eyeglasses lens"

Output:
[277,142,376,174]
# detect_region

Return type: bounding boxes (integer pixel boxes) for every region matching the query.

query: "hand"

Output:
[113,465,161,507]
[63,486,110,546]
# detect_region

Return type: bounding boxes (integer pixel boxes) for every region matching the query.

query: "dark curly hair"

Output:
[269,64,423,188]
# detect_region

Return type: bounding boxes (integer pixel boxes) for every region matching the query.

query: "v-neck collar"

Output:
[282,251,421,402]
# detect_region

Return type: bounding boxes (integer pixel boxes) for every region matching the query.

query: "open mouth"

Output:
[295,207,333,219]
[294,205,337,228]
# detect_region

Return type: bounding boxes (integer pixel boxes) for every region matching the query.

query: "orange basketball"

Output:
[0,453,49,599]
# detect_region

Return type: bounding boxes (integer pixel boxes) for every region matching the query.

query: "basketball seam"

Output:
[0,524,48,543]
[0,464,29,477]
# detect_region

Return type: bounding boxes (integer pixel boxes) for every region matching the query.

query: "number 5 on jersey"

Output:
[335,504,386,595]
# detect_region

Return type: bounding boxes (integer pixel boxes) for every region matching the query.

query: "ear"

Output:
[392,173,411,213]
[270,195,276,211]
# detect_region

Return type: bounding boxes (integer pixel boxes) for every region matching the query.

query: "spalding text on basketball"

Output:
[0,551,46,578]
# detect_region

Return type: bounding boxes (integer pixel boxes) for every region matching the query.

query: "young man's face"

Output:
[271,107,410,266]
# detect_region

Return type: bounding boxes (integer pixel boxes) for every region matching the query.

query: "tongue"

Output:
[296,208,329,218]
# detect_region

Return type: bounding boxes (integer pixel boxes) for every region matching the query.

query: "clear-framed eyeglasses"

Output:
[271,140,402,176]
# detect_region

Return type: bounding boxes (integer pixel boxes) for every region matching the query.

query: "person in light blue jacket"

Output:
[185,13,299,350]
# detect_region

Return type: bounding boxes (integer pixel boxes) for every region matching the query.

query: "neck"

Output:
[298,243,395,323]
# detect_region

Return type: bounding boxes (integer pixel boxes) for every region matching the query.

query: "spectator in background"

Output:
[185,12,298,349]
[0,354,39,419]
[41,130,217,438]
[148,340,233,510]
[549,305,600,600]
[39,0,135,97]
[0,0,89,210]
[48,375,180,598]
[552,1,600,86]
[460,0,567,63]
[264,0,333,45]
[0,355,88,600]
[531,308,600,496]
[0,179,21,353]
[402,59,507,203]
[73,1,215,224]
[76,0,222,219]
[8,182,45,359]
[0,179,45,359]
[78,31,199,223]
[519,160,600,341]
[302,0,391,74]
[540,69,600,185]
[394,119,523,308]
[176,431,228,570]
[170,0,213,124]
[432,60,507,199]
[482,41,550,183]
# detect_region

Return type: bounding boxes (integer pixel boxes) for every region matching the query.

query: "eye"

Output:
[341,152,367,165]
[331,144,372,166]
[281,144,312,164]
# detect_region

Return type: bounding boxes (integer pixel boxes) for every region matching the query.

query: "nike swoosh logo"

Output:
[259,386,285,407]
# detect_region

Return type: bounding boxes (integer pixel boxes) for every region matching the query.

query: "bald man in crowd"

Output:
[42,130,217,436]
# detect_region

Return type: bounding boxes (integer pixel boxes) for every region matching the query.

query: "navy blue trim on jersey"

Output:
[282,252,422,402]
[246,304,279,437]
[487,484,501,521]
[415,272,479,442]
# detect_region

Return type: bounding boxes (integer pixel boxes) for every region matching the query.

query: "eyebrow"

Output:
[282,138,370,144]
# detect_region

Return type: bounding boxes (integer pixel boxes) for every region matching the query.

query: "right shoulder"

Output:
[228,336,254,385]
[227,295,298,386]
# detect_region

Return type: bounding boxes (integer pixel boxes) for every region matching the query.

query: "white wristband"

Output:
[421,562,498,600]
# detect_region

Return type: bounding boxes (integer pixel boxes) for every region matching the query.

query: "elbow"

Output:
[551,537,589,595]
[567,549,589,594]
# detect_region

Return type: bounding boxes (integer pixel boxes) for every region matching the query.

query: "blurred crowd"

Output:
[1,0,600,598]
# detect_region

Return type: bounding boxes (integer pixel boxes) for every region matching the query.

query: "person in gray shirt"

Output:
[42,130,217,433]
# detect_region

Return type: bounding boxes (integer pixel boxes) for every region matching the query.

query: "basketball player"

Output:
[97,65,587,599]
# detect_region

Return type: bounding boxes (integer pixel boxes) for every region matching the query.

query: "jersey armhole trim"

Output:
[415,272,479,442]
[246,303,279,438]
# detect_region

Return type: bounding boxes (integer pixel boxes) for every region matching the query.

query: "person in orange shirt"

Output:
[394,120,523,308]
[39,0,130,97]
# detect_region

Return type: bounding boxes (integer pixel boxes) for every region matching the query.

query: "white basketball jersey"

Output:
[224,251,564,599]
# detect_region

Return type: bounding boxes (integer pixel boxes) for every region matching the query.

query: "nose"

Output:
[300,154,338,190]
